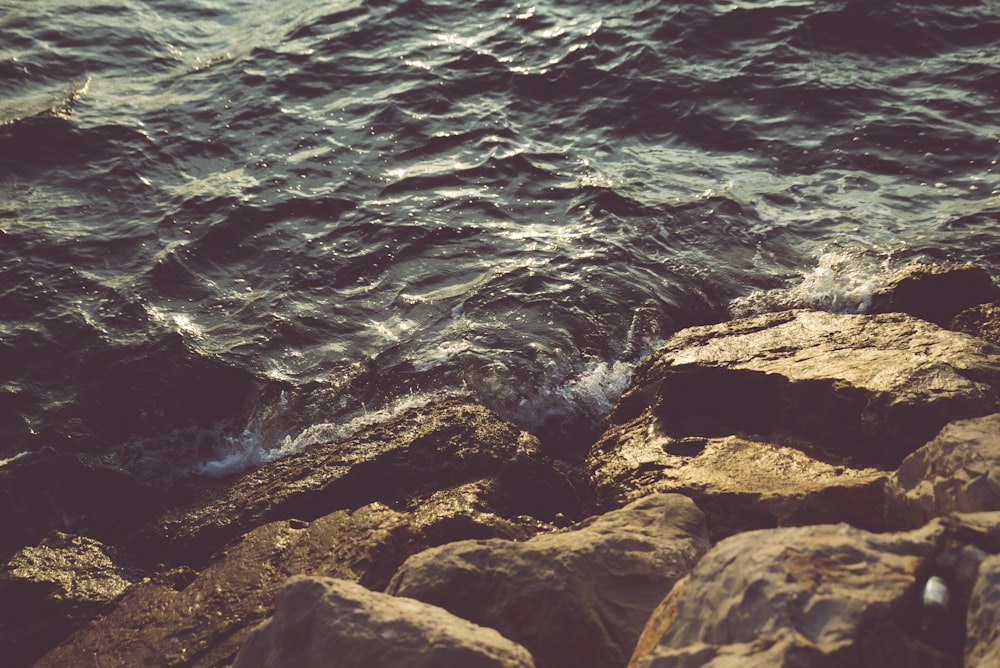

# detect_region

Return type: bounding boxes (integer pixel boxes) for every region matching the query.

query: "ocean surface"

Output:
[2,0,999,482]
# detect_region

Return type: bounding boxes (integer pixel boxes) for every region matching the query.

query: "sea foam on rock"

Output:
[234,576,536,668]
[387,493,710,668]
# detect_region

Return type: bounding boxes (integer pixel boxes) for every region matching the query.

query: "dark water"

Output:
[2,0,999,480]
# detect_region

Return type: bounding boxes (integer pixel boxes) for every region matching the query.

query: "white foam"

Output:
[511,356,636,435]
[0,450,31,468]
[730,251,888,317]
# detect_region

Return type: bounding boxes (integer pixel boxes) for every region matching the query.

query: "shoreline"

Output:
[3,262,1000,667]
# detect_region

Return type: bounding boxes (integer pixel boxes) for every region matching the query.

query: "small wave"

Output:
[730,251,890,317]
[0,451,32,468]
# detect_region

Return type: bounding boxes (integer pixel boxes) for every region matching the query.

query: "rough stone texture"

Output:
[589,310,1000,519]
[36,497,550,668]
[966,554,1000,667]
[950,302,1000,346]
[628,512,1000,668]
[135,399,578,567]
[588,431,887,539]
[387,493,710,668]
[234,576,536,668]
[868,262,1000,327]
[0,533,133,667]
[886,414,1000,531]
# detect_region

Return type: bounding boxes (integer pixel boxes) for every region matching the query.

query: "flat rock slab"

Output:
[886,413,1000,530]
[588,430,887,538]
[629,512,1000,668]
[138,399,576,567]
[598,309,1000,469]
[387,493,710,668]
[234,576,536,668]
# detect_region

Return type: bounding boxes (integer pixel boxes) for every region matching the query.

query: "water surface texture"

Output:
[2,0,998,478]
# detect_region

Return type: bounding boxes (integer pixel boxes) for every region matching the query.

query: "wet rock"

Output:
[0,450,157,561]
[136,399,578,567]
[950,302,1000,346]
[886,414,1000,530]
[36,498,552,668]
[387,493,710,668]
[628,513,1000,668]
[0,532,132,667]
[868,262,1000,326]
[966,554,1000,666]
[234,575,536,668]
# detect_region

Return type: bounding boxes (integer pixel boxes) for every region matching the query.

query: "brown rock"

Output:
[868,262,999,326]
[234,576,536,668]
[136,399,578,567]
[387,493,710,668]
[886,414,1000,531]
[950,302,1000,346]
[36,496,552,668]
[966,554,1000,666]
[628,513,1000,668]
[588,430,887,539]
[0,533,133,667]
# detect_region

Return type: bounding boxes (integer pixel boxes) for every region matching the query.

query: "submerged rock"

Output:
[868,262,999,327]
[234,576,536,668]
[886,413,1000,530]
[136,399,578,567]
[387,493,710,668]
[0,533,132,667]
[0,450,157,561]
[628,512,1000,668]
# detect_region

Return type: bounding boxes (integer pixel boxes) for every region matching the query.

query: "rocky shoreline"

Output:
[3,263,1000,667]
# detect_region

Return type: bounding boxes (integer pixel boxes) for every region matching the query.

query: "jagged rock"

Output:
[966,554,1000,666]
[135,399,578,567]
[36,497,552,668]
[868,262,999,326]
[886,414,1000,531]
[234,576,536,668]
[588,430,887,539]
[588,310,1000,527]
[950,302,1000,346]
[0,533,133,667]
[0,450,157,561]
[387,493,710,668]
[628,512,1000,668]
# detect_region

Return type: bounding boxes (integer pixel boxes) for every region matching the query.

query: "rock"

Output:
[868,262,1000,326]
[966,554,1000,666]
[591,310,1000,505]
[387,493,710,668]
[886,414,1000,530]
[234,575,536,668]
[588,430,887,539]
[628,512,1000,668]
[950,302,1000,346]
[36,497,552,668]
[136,399,578,567]
[0,533,133,667]
[0,450,157,561]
